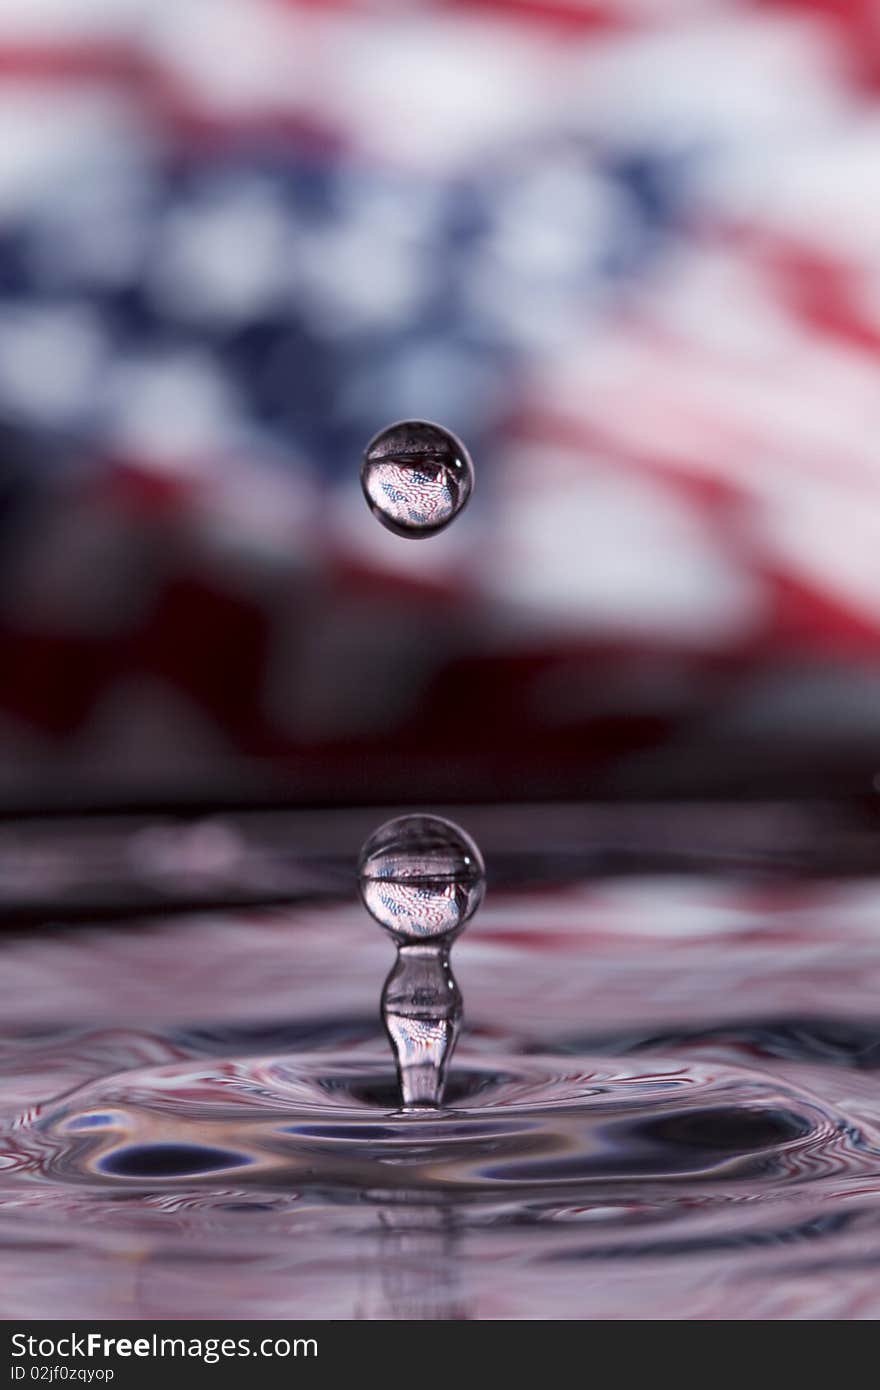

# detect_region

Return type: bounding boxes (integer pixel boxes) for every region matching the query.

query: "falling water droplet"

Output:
[359,815,485,1108]
[360,421,474,538]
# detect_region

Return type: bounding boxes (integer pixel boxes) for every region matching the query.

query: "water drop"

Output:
[361,420,474,538]
[359,814,485,1109]
[358,814,485,943]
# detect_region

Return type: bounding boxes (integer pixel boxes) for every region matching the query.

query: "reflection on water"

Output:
[1,870,880,1318]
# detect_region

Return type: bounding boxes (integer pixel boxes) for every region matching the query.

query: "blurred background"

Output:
[2,0,880,810]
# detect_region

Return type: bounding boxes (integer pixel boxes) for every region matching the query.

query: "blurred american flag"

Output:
[1,0,880,804]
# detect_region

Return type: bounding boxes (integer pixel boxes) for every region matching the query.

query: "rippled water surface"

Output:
[2,833,880,1319]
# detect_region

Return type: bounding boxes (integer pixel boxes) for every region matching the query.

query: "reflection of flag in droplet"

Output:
[365,882,459,937]
[369,464,454,530]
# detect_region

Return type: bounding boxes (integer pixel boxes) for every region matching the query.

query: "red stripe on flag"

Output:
[753,0,880,91]
[440,0,626,35]
[751,233,880,359]
[0,42,145,84]
[0,40,347,153]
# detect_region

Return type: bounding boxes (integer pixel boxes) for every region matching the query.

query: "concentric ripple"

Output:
[6,1050,874,1199]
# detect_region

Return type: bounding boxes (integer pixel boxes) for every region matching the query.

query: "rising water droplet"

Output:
[358,814,485,943]
[361,420,474,538]
[382,945,462,1110]
[359,814,485,1109]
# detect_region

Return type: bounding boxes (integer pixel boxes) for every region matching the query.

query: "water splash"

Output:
[12,1051,872,1196]
[360,421,474,538]
[3,865,880,1317]
[359,814,484,1108]
[380,945,462,1109]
